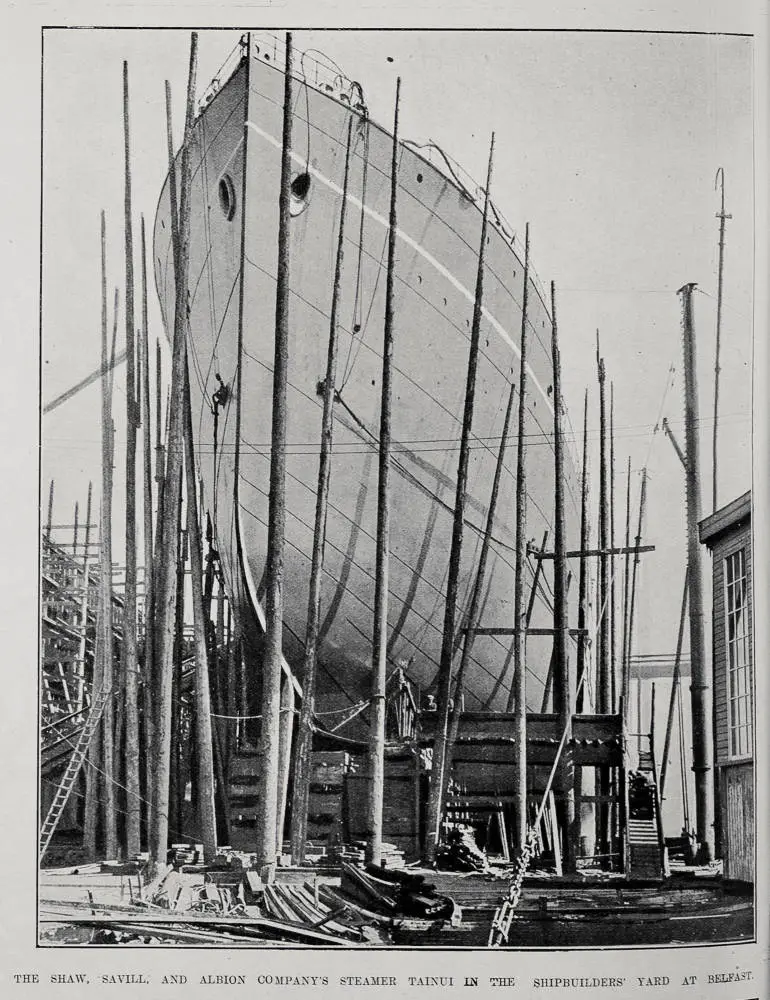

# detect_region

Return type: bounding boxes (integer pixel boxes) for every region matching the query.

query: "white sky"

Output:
[41,27,754,668]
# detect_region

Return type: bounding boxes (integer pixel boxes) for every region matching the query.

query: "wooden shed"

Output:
[699,491,753,883]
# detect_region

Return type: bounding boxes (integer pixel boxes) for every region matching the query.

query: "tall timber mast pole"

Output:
[659,568,689,800]
[122,60,141,858]
[99,211,117,859]
[75,482,93,711]
[291,118,354,864]
[367,80,401,867]
[183,355,217,861]
[445,364,517,820]
[596,334,610,715]
[596,336,610,863]
[621,456,632,709]
[140,217,155,797]
[151,34,198,865]
[678,281,714,863]
[575,391,590,714]
[511,223,531,853]
[609,383,617,710]
[551,280,576,874]
[625,468,647,736]
[257,32,294,875]
[425,134,495,864]
[712,169,731,512]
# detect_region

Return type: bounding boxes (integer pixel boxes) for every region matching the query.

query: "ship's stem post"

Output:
[596,336,610,863]
[511,222,531,853]
[576,391,590,715]
[183,355,217,861]
[551,280,576,875]
[140,217,155,819]
[367,81,401,867]
[122,61,141,858]
[660,569,689,800]
[712,169,730,512]
[150,34,198,865]
[678,281,714,863]
[256,31,294,876]
[290,119,354,864]
[425,134,495,864]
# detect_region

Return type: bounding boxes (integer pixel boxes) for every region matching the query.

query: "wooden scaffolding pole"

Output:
[712,168,731,512]
[678,281,714,863]
[276,674,295,855]
[659,568,689,800]
[183,356,217,861]
[100,212,117,859]
[596,336,610,863]
[45,479,54,542]
[290,118,354,864]
[551,280,576,874]
[445,362,517,840]
[122,60,141,858]
[575,391,590,714]
[621,455,632,708]
[150,34,198,864]
[596,335,610,715]
[256,31,293,875]
[140,217,155,814]
[511,222,531,852]
[367,80,401,867]
[75,482,93,711]
[609,382,617,710]
[625,468,647,731]
[425,133,495,864]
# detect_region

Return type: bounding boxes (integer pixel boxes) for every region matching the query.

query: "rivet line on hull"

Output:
[244,119,554,417]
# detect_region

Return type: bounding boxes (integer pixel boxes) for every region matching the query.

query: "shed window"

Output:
[725,548,752,757]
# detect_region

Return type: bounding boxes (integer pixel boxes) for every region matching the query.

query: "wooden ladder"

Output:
[38,686,109,863]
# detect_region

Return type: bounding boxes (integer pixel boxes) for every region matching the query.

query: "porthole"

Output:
[417,172,423,183]
[290,172,312,217]
[218,174,236,221]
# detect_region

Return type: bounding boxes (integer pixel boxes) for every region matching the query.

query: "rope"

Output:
[209,700,369,723]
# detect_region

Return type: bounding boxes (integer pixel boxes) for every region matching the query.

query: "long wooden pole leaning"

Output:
[122,60,141,858]
[367,80,401,867]
[150,33,198,865]
[140,217,155,815]
[290,117,354,864]
[256,31,293,876]
[551,280,576,874]
[511,222,531,852]
[183,355,218,861]
[424,133,495,864]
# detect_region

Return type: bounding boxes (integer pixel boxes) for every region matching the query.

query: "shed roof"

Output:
[698,490,751,548]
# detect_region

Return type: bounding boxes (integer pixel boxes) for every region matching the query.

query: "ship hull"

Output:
[154,44,580,728]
